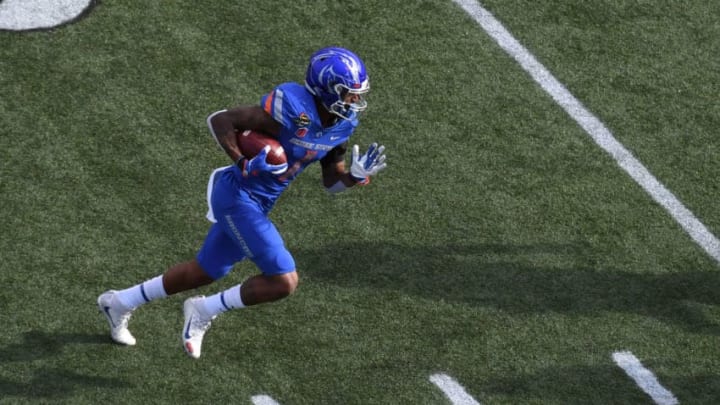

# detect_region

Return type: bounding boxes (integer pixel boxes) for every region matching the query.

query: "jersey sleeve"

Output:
[260,84,303,131]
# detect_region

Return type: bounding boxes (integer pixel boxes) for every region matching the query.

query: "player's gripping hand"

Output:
[350,142,387,183]
[242,146,289,177]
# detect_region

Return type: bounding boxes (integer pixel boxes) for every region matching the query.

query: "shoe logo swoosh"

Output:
[184,316,193,339]
[103,306,116,328]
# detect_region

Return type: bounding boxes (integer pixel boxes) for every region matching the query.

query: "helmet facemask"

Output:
[327,81,369,120]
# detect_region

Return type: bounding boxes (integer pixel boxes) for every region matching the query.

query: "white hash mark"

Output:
[430,373,482,405]
[251,394,282,405]
[613,351,679,405]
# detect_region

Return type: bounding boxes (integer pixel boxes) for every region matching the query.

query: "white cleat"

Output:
[182,296,215,359]
[97,290,136,346]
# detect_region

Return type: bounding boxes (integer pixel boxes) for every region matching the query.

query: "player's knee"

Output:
[275,271,298,298]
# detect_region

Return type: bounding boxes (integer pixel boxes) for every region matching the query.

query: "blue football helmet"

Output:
[305,47,370,120]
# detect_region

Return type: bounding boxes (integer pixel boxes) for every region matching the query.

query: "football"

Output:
[236,130,287,165]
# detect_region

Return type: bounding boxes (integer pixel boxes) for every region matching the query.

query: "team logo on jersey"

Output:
[294,112,311,127]
[295,128,308,138]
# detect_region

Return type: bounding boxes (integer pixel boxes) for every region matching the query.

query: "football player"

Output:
[97,47,387,358]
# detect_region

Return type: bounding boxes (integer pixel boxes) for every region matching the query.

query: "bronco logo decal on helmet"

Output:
[304,47,370,121]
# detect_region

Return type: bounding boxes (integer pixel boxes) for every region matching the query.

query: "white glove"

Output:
[350,143,387,182]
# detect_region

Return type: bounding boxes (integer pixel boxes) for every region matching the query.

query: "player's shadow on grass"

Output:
[0,368,132,400]
[298,242,720,335]
[0,331,131,400]
[0,331,107,362]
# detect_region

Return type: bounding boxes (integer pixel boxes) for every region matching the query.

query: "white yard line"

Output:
[430,373,482,405]
[452,0,720,264]
[613,351,679,405]
[251,395,282,405]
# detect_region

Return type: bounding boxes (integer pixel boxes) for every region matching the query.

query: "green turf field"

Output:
[1,1,719,404]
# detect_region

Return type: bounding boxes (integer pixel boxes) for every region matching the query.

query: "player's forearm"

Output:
[208,111,244,162]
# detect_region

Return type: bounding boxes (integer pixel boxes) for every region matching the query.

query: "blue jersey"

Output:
[200,83,359,277]
[230,82,358,211]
